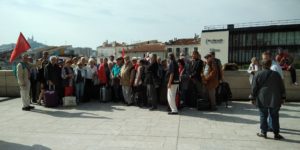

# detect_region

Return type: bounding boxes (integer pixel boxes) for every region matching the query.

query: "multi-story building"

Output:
[126,41,166,59]
[165,36,201,59]
[201,19,300,66]
[97,41,126,58]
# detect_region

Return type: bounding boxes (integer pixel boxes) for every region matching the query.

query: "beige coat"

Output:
[120,63,133,86]
[17,62,30,86]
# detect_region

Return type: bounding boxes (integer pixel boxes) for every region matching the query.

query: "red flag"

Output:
[121,48,126,58]
[9,32,31,63]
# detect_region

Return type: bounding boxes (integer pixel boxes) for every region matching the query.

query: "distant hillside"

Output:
[0,36,47,52]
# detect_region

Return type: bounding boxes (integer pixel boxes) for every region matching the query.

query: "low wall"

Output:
[0,70,299,101]
[223,70,300,101]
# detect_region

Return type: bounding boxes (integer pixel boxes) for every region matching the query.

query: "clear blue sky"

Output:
[0,0,299,49]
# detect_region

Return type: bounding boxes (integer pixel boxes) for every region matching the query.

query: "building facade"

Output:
[201,20,300,67]
[165,38,201,59]
[97,41,126,58]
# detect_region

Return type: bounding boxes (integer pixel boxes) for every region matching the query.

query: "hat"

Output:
[204,54,212,59]
[209,51,215,56]
[116,57,123,61]
[131,57,137,61]
[109,55,114,58]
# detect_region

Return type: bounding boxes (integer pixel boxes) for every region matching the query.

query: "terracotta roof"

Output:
[167,38,200,45]
[128,44,166,52]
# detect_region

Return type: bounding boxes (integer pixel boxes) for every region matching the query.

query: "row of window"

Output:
[230,31,300,47]
[167,47,199,57]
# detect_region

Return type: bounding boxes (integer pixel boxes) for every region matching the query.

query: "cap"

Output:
[204,54,212,59]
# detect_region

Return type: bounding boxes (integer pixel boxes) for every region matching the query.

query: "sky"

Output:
[0,0,299,49]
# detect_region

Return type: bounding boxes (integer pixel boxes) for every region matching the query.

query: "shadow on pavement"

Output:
[74,101,126,112]
[0,141,51,150]
[31,109,111,119]
[180,108,259,124]
[0,97,16,102]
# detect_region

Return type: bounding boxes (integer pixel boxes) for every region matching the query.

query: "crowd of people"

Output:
[16,51,223,114]
[15,49,298,140]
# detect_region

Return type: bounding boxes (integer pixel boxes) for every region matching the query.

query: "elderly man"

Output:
[17,53,35,111]
[252,59,285,140]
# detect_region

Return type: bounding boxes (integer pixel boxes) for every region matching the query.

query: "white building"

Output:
[165,37,201,59]
[200,30,229,65]
[97,41,126,58]
[126,42,166,59]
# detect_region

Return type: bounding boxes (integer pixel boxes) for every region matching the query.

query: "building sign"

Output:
[206,39,223,44]
[209,48,220,52]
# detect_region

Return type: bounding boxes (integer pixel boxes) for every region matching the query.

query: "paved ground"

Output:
[0,97,299,150]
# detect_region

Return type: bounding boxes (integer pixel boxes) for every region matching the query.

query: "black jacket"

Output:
[190,58,204,81]
[44,63,62,85]
[252,69,285,108]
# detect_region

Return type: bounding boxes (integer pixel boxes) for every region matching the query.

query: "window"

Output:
[167,48,172,53]
[287,32,295,45]
[257,33,264,46]
[296,31,300,45]
[246,33,252,46]
[176,48,180,58]
[184,47,189,55]
[264,32,271,46]
[279,32,287,45]
[271,32,279,45]
[194,47,198,52]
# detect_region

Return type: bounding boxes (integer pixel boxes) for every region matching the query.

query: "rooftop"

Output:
[128,43,166,52]
[203,19,300,31]
[166,38,200,46]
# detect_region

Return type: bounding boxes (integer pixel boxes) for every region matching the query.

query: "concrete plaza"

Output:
[0,97,299,150]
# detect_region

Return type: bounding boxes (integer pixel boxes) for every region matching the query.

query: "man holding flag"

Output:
[10,32,33,111]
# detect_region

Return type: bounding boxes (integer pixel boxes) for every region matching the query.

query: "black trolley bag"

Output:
[216,81,232,108]
[197,85,210,110]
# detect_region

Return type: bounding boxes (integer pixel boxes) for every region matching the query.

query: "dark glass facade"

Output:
[228,24,300,66]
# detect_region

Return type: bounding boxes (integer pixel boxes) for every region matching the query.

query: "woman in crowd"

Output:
[202,54,219,111]
[61,59,74,96]
[178,58,189,107]
[111,57,123,102]
[247,57,260,99]
[74,61,86,103]
[166,53,180,115]
[133,59,147,107]
[84,58,97,102]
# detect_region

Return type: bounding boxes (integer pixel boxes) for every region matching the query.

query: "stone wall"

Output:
[0,70,299,101]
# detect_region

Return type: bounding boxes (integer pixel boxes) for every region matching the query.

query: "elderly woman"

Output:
[247,57,260,85]
[83,58,98,102]
[61,59,74,96]
[202,54,219,111]
[120,55,134,105]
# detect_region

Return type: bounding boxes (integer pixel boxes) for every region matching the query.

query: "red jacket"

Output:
[98,64,107,84]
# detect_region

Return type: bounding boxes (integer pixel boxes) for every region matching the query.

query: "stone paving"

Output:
[0,97,299,150]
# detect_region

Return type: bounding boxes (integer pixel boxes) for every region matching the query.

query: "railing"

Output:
[204,19,300,30]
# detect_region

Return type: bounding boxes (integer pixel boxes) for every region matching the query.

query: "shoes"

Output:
[257,132,267,139]
[274,134,284,140]
[28,106,35,109]
[267,128,273,132]
[126,103,134,106]
[149,107,157,111]
[22,107,31,111]
[210,107,218,111]
[293,82,299,86]
[168,112,178,115]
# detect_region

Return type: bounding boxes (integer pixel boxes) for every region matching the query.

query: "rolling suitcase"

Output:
[44,85,59,107]
[216,82,232,108]
[197,87,210,110]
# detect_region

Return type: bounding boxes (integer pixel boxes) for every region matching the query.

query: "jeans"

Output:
[75,82,84,103]
[259,107,280,134]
